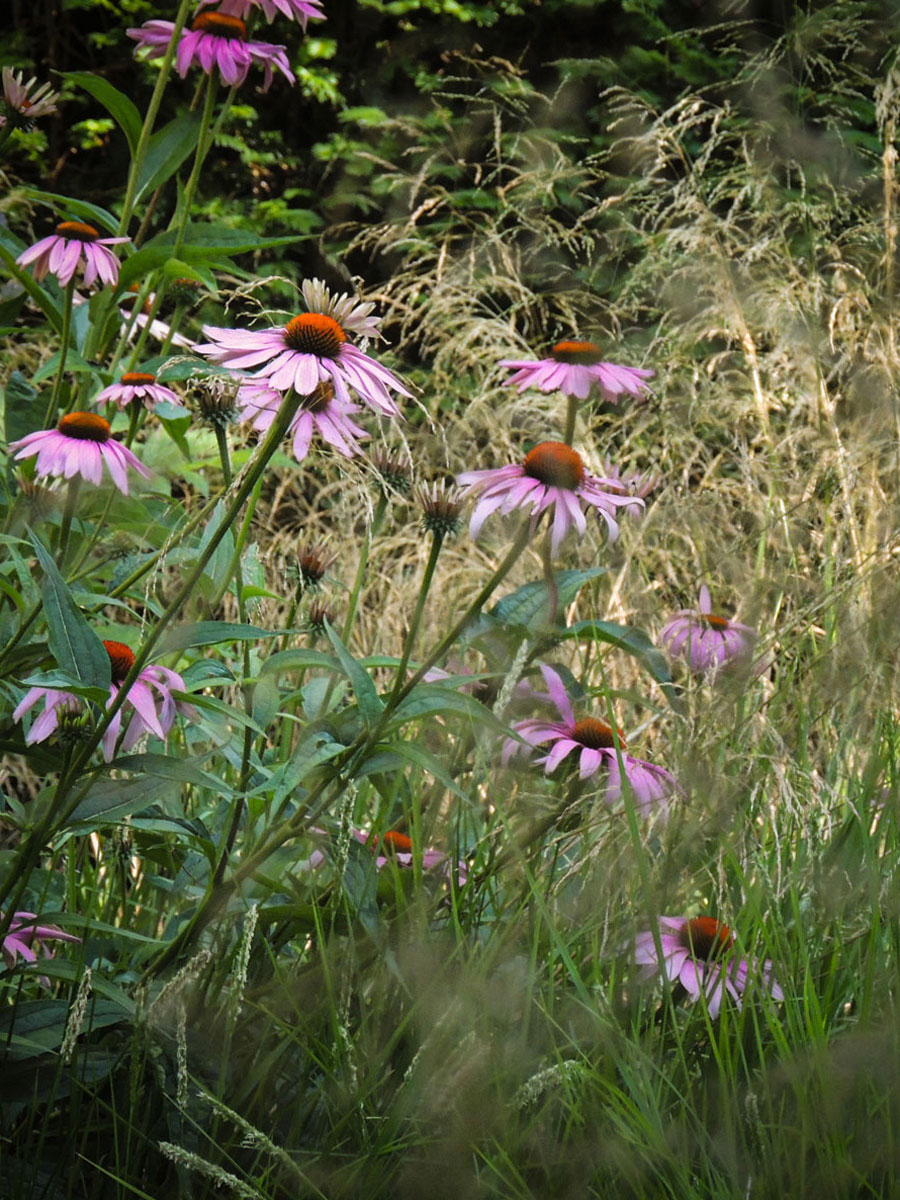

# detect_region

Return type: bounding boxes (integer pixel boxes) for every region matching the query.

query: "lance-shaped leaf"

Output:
[29,534,110,689]
[558,619,683,711]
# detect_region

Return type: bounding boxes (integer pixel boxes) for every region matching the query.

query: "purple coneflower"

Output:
[352,829,468,887]
[127,13,294,91]
[196,284,412,417]
[456,441,642,554]
[16,221,129,289]
[601,456,658,515]
[500,339,653,404]
[197,0,325,29]
[94,372,181,412]
[2,911,81,974]
[237,379,368,461]
[1,67,60,129]
[634,916,783,1017]
[9,412,151,494]
[504,665,678,817]
[660,585,760,676]
[14,639,195,762]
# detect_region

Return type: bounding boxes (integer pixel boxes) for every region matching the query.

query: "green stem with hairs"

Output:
[43,279,75,426]
[562,394,578,446]
[56,478,81,567]
[388,529,444,705]
[117,0,195,238]
[341,492,387,645]
[0,388,305,926]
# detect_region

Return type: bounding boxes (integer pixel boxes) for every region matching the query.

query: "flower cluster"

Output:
[17,221,129,289]
[10,412,151,494]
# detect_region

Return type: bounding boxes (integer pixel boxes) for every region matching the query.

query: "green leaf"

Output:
[64,774,173,827]
[357,740,470,801]
[157,621,282,654]
[28,534,111,689]
[135,110,204,204]
[490,567,607,630]
[105,751,235,795]
[324,620,384,727]
[119,223,299,289]
[19,186,119,235]
[387,684,510,736]
[559,619,682,710]
[62,71,142,157]
[0,997,129,1062]
[260,648,341,676]
[3,371,39,445]
[0,228,63,333]
[30,350,95,384]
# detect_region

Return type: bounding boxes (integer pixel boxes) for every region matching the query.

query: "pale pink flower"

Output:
[127,13,295,91]
[2,912,81,975]
[94,372,181,412]
[660,585,761,676]
[16,221,129,288]
[634,916,783,1017]
[14,640,196,762]
[197,0,325,29]
[500,340,654,403]
[601,456,658,517]
[237,379,368,461]
[504,665,677,816]
[196,283,412,417]
[118,286,195,350]
[456,441,642,554]
[9,412,151,494]
[1,67,59,129]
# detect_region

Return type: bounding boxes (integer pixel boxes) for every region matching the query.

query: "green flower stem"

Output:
[214,424,233,489]
[562,394,579,445]
[387,520,532,715]
[56,478,81,567]
[208,475,263,614]
[0,388,305,921]
[117,0,195,238]
[124,400,144,450]
[43,280,75,427]
[210,419,257,885]
[388,529,444,705]
[75,0,194,387]
[540,533,559,627]
[341,492,387,645]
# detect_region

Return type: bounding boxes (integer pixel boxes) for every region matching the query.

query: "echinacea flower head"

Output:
[16,221,129,289]
[13,639,196,762]
[418,480,464,538]
[500,340,654,404]
[1,68,60,129]
[352,828,468,887]
[601,456,658,514]
[101,640,195,761]
[634,915,784,1017]
[237,379,368,462]
[504,665,678,817]
[9,412,152,494]
[94,372,180,412]
[198,0,325,27]
[127,14,295,91]
[660,585,760,677]
[456,441,642,554]
[2,911,81,974]
[196,287,412,417]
